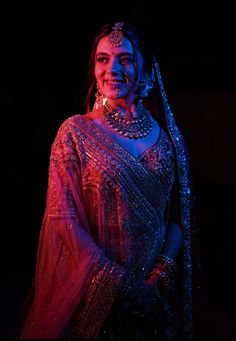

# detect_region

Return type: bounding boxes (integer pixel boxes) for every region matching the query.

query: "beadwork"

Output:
[102,100,153,139]
[108,22,124,47]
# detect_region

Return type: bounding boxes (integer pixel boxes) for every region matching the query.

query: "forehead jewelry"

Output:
[108,22,124,47]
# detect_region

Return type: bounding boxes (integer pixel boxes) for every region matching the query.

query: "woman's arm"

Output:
[161,221,183,260]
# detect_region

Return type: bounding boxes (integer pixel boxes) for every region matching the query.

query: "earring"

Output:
[93,83,107,110]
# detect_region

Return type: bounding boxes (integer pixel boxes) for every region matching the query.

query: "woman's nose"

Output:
[107,58,120,74]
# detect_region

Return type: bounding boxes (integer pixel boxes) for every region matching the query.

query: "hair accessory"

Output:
[108,22,124,47]
[137,68,155,98]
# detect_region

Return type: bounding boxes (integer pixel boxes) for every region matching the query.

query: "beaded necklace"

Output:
[102,100,153,139]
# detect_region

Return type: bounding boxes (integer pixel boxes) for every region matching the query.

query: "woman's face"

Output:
[95,35,143,100]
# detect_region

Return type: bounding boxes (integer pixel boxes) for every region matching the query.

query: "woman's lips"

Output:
[105,79,124,84]
[104,80,126,90]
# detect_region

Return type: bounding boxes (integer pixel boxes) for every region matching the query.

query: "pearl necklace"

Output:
[102,100,153,139]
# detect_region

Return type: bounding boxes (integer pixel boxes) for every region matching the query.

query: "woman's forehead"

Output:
[96,35,134,55]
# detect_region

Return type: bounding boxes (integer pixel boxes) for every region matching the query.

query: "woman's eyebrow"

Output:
[118,52,134,57]
[96,52,134,57]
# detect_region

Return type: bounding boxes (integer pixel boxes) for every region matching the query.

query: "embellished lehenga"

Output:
[19,63,207,339]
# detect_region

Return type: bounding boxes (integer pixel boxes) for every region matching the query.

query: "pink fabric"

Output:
[20,113,181,338]
[20,121,125,339]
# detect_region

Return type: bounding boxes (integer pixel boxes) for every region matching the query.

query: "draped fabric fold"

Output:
[20,123,125,339]
[155,61,207,338]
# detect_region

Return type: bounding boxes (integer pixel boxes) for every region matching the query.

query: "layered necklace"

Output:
[102,100,153,139]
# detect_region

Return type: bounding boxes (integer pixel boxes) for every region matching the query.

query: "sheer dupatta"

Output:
[20,122,125,339]
[155,61,208,338]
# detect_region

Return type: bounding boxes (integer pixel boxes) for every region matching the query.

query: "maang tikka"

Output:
[108,22,124,47]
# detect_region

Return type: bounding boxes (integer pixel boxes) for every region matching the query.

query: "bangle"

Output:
[156,254,177,277]
[156,254,177,271]
[150,266,173,290]
[149,255,177,291]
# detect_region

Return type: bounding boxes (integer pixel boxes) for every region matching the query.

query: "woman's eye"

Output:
[120,58,132,65]
[96,57,108,63]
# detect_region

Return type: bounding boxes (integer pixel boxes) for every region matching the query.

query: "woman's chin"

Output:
[105,91,127,100]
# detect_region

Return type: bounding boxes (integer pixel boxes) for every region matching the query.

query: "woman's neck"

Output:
[106,96,139,120]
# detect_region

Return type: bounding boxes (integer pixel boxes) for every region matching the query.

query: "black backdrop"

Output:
[1,6,236,338]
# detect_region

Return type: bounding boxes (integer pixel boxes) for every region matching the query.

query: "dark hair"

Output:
[84,21,155,113]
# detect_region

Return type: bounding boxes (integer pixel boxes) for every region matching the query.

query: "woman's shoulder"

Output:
[50,114,85,158]
[83,109,102,121]
[55,113,85,137]
[60,113,84,128]
[59,109,102,130]
[53,109,101,144]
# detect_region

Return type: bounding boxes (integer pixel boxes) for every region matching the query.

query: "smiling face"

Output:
[95,35,144,102]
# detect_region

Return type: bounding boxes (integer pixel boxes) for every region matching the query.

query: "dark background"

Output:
[1,6,236,338]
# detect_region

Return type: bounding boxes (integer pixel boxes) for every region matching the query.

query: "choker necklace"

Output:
[102,100,153,139]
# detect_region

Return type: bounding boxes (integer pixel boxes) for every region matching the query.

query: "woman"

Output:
[19,21,207,339]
